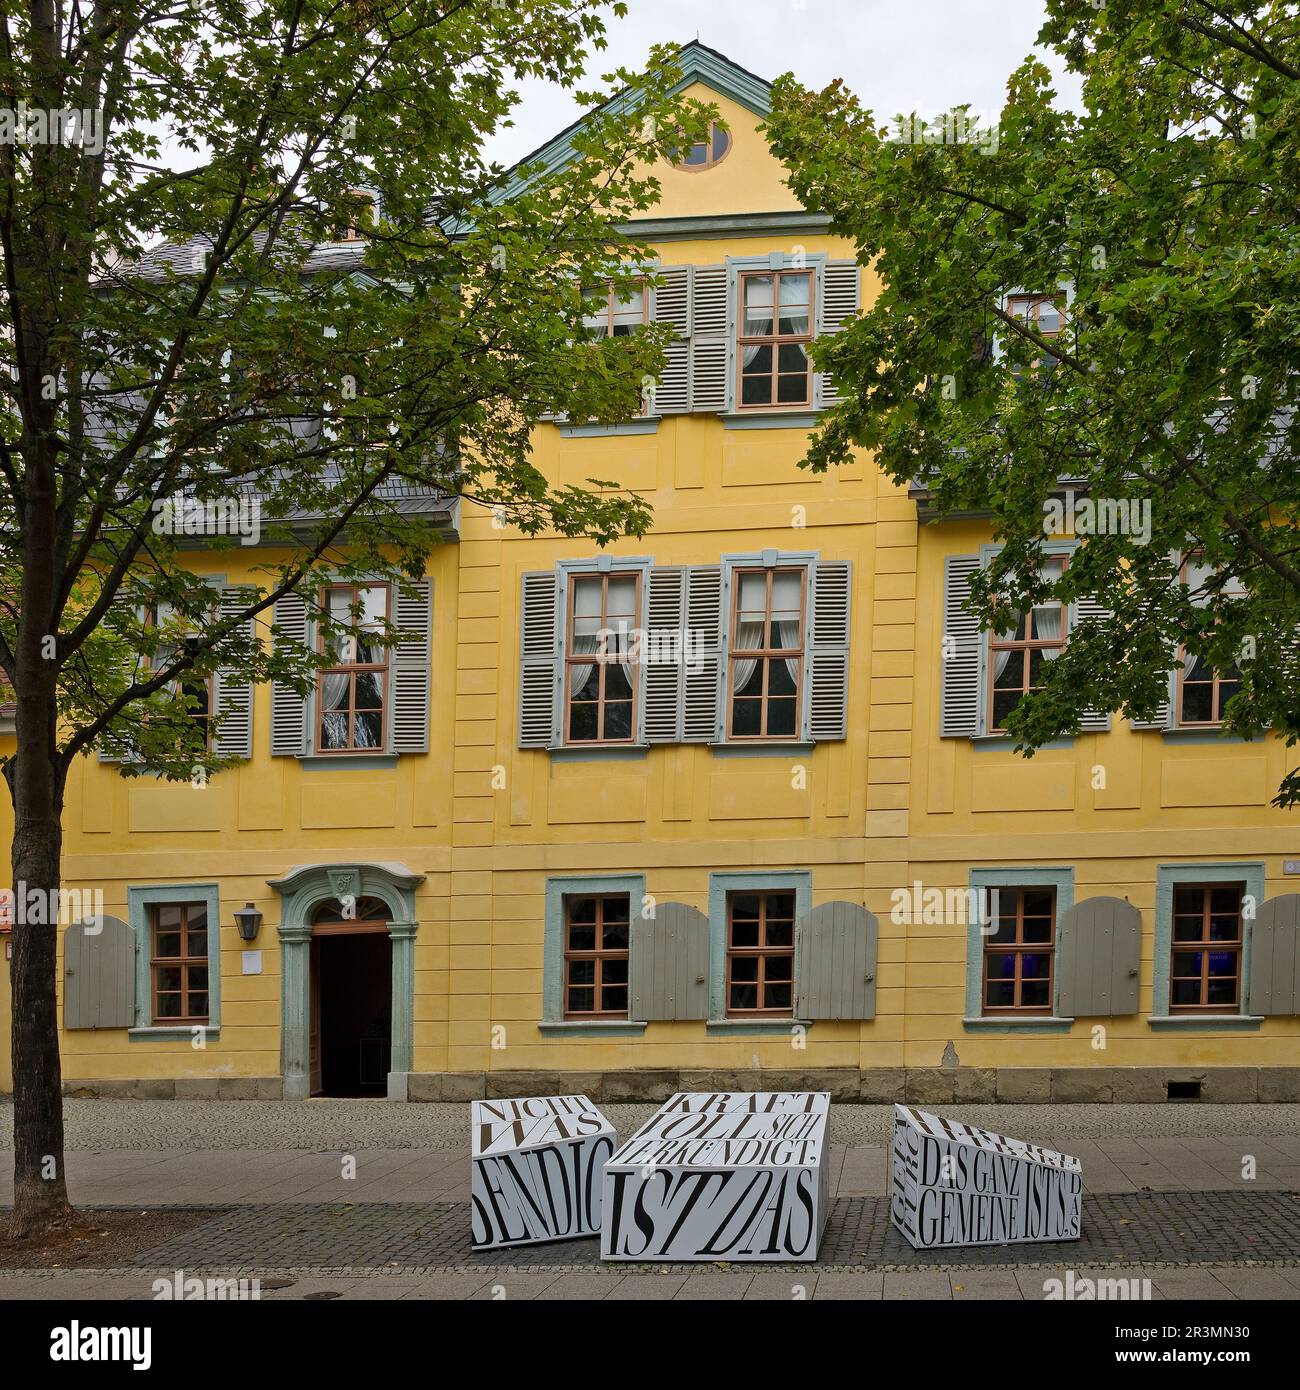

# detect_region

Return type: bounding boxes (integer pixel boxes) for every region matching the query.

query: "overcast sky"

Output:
[489,0,1083,166]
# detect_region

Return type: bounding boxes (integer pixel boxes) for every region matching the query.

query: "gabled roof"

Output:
[490,40,773,206]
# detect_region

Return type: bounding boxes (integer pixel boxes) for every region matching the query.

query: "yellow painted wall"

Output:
[26,75,1300,1088]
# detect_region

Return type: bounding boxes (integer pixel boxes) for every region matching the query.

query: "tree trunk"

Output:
[7,700,72,1238]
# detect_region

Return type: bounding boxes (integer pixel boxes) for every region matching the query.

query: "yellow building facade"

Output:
[8,45,1299,1105]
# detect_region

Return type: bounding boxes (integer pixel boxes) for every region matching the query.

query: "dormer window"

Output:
[671,120,731,171]
[1005,294,1065,376]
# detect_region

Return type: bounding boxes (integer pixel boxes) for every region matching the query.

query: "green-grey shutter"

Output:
[940,554,981,737]
[98,595,145,763]
[1056,895,1141,1016]
[795,901,877,1020]
[270,590,309,756]
[1072,592,1113,732]
[644,566,685,743]
[652,265,691,414]
[213,586,255,759]
[518,570,559,748]
[391,578,432,753]
[1129,669,1172,731]
[63,915,134,1029]
[818,260,861,407]
[1249,893,1300,1016]
[631,901,710,1020]
[683,564,723,742]
[690,265,729,413]
[807,560,851,741]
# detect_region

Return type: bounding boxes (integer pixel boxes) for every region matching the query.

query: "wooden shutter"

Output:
[630,901,709,1020]
[391,578,433,754]
[690,265,729,413]
[807,560,851,741]
[212,586,256,760]
[98,595,144,763]
[1130,666,1172,730]
[1056,896,1141,1016]
[682,565,723,742]
[1249,893,1300,1016]
[940,554,982,737]
[644,566,685,743]
[818,260,861,407]
[518,570,559,749]
[652,265,691,414]
[63,915,135,1030]
[269,590,309,757]
[795,901,878,1020]
[1073,592,1113,732]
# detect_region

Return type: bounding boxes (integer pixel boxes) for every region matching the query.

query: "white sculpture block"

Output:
[891,1104,1083,1249]
[601,1091,830,1262]
[470,1095,615,1250]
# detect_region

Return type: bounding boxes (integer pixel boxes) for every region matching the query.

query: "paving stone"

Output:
[675,1274,754,1300]
[950,1272,1024,1299]
[604,1275,688,1300]
[884,1271,952,1299]
[812,1271,883,1299]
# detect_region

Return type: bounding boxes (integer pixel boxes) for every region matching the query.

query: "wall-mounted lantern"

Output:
[233,903,263,943]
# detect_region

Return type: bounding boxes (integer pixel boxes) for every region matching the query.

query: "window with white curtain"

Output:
[738,270,812,408]
[565,572,639,744]
[1176,551,1244,726]
[728,567,805,739]
[317,583,389,752]
[988,554,1067,733]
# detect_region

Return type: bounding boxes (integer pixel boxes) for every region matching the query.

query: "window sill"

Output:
[129,1026,220,1043]
[962,1015,1074,1034]
[709,741,814,759]
[299,754,399,770]
[1161,729,1252,745]
[549,744,649,762]
[706,1018,810,1036]
[722,411,818,431]
[537,1021,647,1037]
[970,735,1074,750]
[1147,1014,1263,1031]
[560,419,659,438]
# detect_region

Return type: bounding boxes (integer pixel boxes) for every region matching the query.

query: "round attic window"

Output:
[672,121,731,172]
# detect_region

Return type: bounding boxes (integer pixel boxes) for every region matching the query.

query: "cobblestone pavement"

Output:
[118,1191,1300,1273]
[6,1098,1300,1151]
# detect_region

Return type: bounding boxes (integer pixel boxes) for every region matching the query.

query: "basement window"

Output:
[1167,1079,1202,1102]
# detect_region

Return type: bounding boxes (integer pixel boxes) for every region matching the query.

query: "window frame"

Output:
[1167,881,1245,1014]
[561,892,632,1021]
[150,900,211,1025]
[986,553,1069,734]
[1003,292,1068,375]
[127,883,223,1037]
[563,569,641,747]
[315,581,391,755]
[145,604,214,752]
[980,885,1057,1017]
[726,564,808,742]
[724,889,797,1019]
[581,279,648,339]
[671,119,732,172]
[736,268,814,412]
[1175,550,1245,729]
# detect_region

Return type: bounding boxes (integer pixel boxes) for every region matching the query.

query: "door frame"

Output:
[269,862,422,1101]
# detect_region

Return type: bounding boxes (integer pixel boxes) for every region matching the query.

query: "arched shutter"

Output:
[1056,895,1141,1016]
[795,901,878,1020]
[630,901,709,1020]
[1249,893,1300,1015]
[63,915,135,1030]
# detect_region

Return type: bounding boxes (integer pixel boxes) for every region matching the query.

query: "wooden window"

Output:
[671,120,731,171]
[582,281,647,339]
[151,901,209,1024]
[563,894,630,1018]
[728,567,805,739]
[726,891,795,1016]
[1170,883,1243,1012]
[988,553,1067,732]
[982,887,1055,1015]
[738,270,812,409]
[317,583,389,752]
[1005,293,1066,375]
[565,572,639,744]
[146,607,212,750]
[1176,552,1244,727]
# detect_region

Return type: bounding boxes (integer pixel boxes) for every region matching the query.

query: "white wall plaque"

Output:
[470,1095,615,1250]
[891,1104,1083,1249]
[601,1091,830,1262]
[241,950,262,975]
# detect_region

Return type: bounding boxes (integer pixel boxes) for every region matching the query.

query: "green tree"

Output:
[0,0,710,1237]
[767,0,1300,796]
